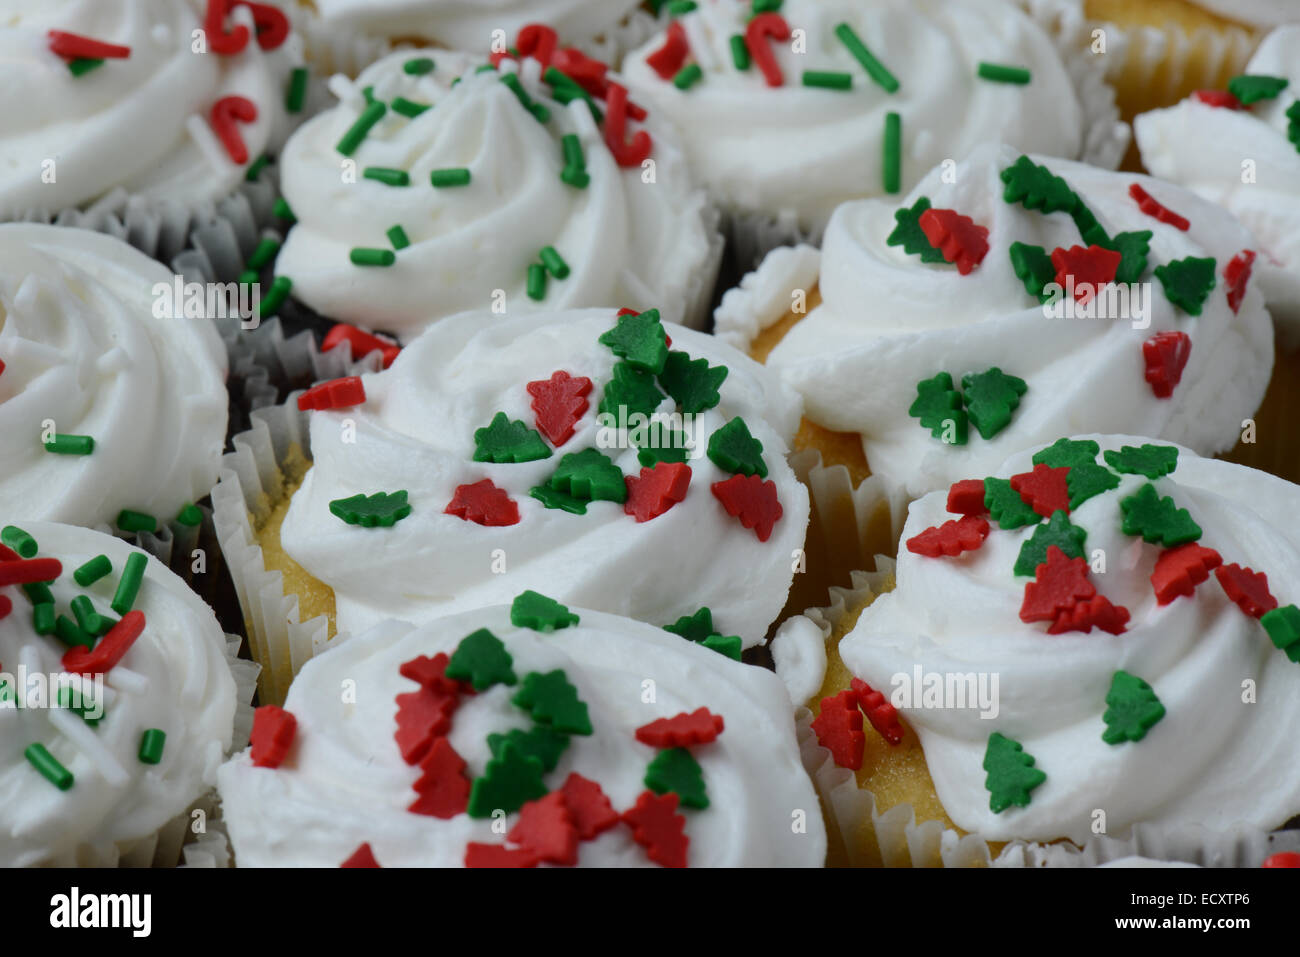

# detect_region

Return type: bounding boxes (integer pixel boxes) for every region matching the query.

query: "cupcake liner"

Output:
[1219,346,1300,485]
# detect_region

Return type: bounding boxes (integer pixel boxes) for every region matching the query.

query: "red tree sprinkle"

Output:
[298,376,366,412]
[636,708,725,748]
[1048,594,1130,635]
[465,843,539,868]
[604,82,653,167]
[647,21,690,80]
[249,704,297,768]
[527,370,592,447]
[625,462,692,523]
[947,478,988,516]
[62,609,144,676]
[746,12,791,87]
[341,843,382,867]
[1021,546,1096,623]
[393,686,457,765]
[322,324,401,368]
[810,690,865,770]
[516,23,558,68]
[1225,250,1256,315]
[1010,463,1072,518]
[1143,330,1192,399]
[508,792,579,866]
[445,480,521,527]
[561,773,621,841]
[851,679,905,746]
[1193,89,1243,109]
[1050,245,1122,304]
[918,208,990,275]
[711,474,783,542]
[905,515,990,558]
[1129,183,1190,231]
[622,790,689,868]
[408,737,471,819]
[48,30,131,60]
[211,95,258,165]
[1215,563,1277,618]
[400,652,474,696]
[1151,544,1222,605]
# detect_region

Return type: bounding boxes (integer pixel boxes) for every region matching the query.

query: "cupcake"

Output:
[621,0,1127,262]
[215,306,810,702]
[0,520,253,866]
[0,224,228,532]
[786,434,1300,865]
[269,48,720,342]
[217,601,825,867]
[715,144,1274,564]
[0,0,307,220]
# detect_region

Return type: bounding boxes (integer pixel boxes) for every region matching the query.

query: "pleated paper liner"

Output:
[1219,344,1300,486]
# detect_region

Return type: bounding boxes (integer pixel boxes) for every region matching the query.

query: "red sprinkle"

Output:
[249,704,297,768]
[1262,852,1300,868]
[811,690,865,770]
[0,544,19,561]
[508,792,579,865]
[297,376,366,412]
[710,473,783,542]
[560,773,621,841]
[604,82,653,167]
[516,23,558,68]
[465,843,539,868]
[851,678,905,746]
[745,12,791,87]
[947,478,988,516]
[636,708,725,748]
[48,30,131,60]
[1021,546,1096,624]
[1151,544,1222,605]
[1215,563,1277,618]
[400,652,474,696]
[625,462,692,523]
[445,480,521,527]
[204,0,250,55]
[1050,245,1122,304]
[527,370,593,447]
[1193,89,1243,110]
[408,737,471,818]
[341,843,382,867]
[211,95,258,165]
[918,208,990,275]
[61,610,144,676]
[905,515,990,558]
[1048,594,1130,635]
[622,790,689,868]
[393,686,457,765]
[0,594,11,622]
[322,324,401,369]
[1010,463,1072,518]
[647,21,691,80]
[1225,250,1256,315]
[0,558,61,587]
[1129,183,1190,231]
[551,47,610,98]
[1143,331,1192,399]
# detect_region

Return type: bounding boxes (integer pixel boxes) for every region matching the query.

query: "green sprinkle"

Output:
[272,197,296,223]
[286,66,309,113]
[246,236,281,272]
[32,603,55,636]
[387,225,410,250]
[57,687,101,727]
[803,70,852,91]
[561,165,590,188]
[404,56,435,75]
[752,0,783,12]
[1,526,37,559]
[54,614,93,650]
[883,111,901,194]
[43,434,94,455]
[430,167,472,187]
[391,96,430,118]
[244,154,270,182]
[68,57,103,77]
[363,166,410,187]
[350,247,396,267]
[978,62,1032,85]
[539,245,570,279]
[112,552,147,615]
[176,503,203,527]
[673,64,703,90]
[259,275,292,318]
[117,510,156,534]
[25,744,73,790]
[361,85,375,105]
[22,582,54,606]
[730,34,750,70]
[336,100,387,156]
[500,73,549,123]
[834,23,898,93]
[329,491,412,528]
[561,133,585,171]
[238,269,258,287]
[668,0,697,14]
[1227,74,1288,105]
[545,68,603,122]
[138,729,166,765]
[476,64,497,75]
[70,596,104,636]
[527,263,547,301]
[73,555,113,588]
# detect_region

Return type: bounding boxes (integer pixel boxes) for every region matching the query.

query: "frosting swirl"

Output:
[0,225,228,528]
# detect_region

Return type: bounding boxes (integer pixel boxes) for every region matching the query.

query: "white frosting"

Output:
[1189,1,1300,28]
[1095,856,1200,868]
[713,243,822,352]
[279,308,809,647]
[1134,26,1300,347]
[840,434,1300,844]
[217,607,825,867]
[274,49,717,341]
[770,615,826,708]
[622,0,1113,234]
[0,521,237,866]
[0,225,228,528]
[762,144,1274,502]
[0,0,304,215]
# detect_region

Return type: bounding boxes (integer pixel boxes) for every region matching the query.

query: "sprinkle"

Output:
[54,614,94,649]
[0,558,62,587]
[977,62,1031,84]
[138,729,166,764]
[67,57,104,77]
[467,741,546,818]
[527,370,593,447]
[710,474,783,541]
[599,309,669,372]
[1151,544,1222,605]
[745,12,790,87]
[1142,331,1191,399]
[1000,155,1078,213]
[1129,183,1190,231]
[906,515,990,558]
[1193,89,1243,109]
[1051,244,1121,304]
[919,207,989,275]
[48,30,130,60]
[21,581,53,604]
[117,510,156,534]
[32,604,55,636]
[1215,563,1277,619]
[285,66,309,113]
[1104,443,1179,478]
[1262,605,1300,656]
[403,56,435,75]
[527,262,548,301]
[1119,483,1202,547]
[210,95,257,165]
[1226,73,1289,105]
[409,737,471,817]
[57,686,101,727]
[510,591,580,632]
[636,708,724,748]
[1225,249,1256,314]
[44,434,94,455]
[561,133,586,172]
[803,70,852,90]
[176,504,203,527]
[1101,672,1165,744]
[909,371,968,444]
[887,197,946,263]
[561,773,621,840]
[464,844,537,868]
[341,845,382,868]
[645,747,708,809]
[538,245,570,280]
[1020,545,1094,623]
[546,448,627,504]
[272,197,296,222]
[63,609,145,675]
[322,324,400,368]
[882,111,902,194]
[516,24,559,68]
[298,376,366,412]
[707,416,766,477]
[350,247,396,267]
[622,791,688,868]
[604,82,653,166]
[947,478,988,516]
[111,552,147,615]
[329,490,412,527]
[852,678,906,745]
[430,167,471,187]
[673,63,703,90]
[391,96,430,118]
[1059,597,1127,638]
[648,21,691,80]
[659,351,728,414]
[1,526,37,558]
[250,705,297,768]
[834,23,898,92]
[474,413,551,464]
[499,72,550,122]
[70,596,112,637]
[983,732,1044,812]
[625,462,692,522]
[730,34,750,70]
[25,744,73,791]
[507,793,579,865]
[336,100,387,156]
[1014,511,1085,576]
[812,691,865,770]
[445,480,520,527]
[985,477,1042,529]
[244,153,270,182]
[394,686,456,765]
[363,166,409,186]
[384,225,410,251]
[962,367,1027,439]
[244,238,280,274]
[1010,464,1071,518]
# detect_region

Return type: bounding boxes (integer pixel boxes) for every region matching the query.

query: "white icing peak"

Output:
[1134,25,1300,344]
[0,225,228,529]
[274,48,716,341]
[1188,0,1300,28]
[279,308,809,647]
[217,607,825,867]
[839,434,1300,844]
[622,0,1102,233]
[763,143,1274,501]
[0,521,237,866]
[0,0,303,214]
